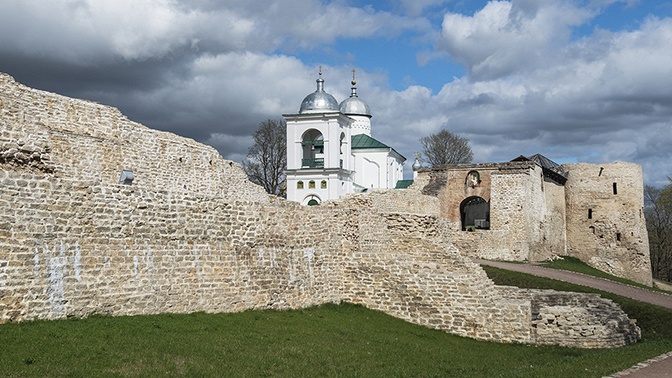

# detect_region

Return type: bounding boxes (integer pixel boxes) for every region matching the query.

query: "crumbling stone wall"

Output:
[0,72,640,348]
[564,163,652,285]
[421,163,565,262]
[416,159,651,285]
[498,287,640,347]
[0,73,263,201]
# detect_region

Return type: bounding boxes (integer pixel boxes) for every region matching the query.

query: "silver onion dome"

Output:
[299,69,339,114]
[412,153,422,171]
[339,72,371,116]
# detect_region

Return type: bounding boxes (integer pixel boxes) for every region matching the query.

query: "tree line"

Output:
[645,179,672,282]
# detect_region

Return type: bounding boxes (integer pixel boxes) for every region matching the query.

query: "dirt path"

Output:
[473,259,672,377]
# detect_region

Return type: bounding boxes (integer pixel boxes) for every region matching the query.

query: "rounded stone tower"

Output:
[563,162,652,286]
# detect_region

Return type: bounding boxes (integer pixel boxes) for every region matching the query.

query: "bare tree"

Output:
[645,178,672,282]
[242,119,287,196]
[420,129,474,167]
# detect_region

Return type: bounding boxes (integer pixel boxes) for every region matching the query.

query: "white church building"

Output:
[284,70,407,205]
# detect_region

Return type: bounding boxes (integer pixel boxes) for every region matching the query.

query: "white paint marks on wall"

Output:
[288,249,296,286]
[257,248,279,269]
[233,248,239,285]
[0,260,8,287]
[304,247,315,288]
[257,248,265,266]
[73,241,81,282]
[145,244,155,274]
[46,241,66,317]
[33,246,40,279]
[133,255,139,287]
[193,246,202,281]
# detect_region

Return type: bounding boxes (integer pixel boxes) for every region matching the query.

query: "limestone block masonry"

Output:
[0,72,640,348]
[416,159,651,286]
[564,163,652,286]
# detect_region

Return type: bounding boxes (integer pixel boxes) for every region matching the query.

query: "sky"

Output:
[1,0,671,186]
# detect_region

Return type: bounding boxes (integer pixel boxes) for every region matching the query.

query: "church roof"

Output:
[299,69,339,114]
[339,72,371,117]
[351,134,406,161]
[351,133,389,149]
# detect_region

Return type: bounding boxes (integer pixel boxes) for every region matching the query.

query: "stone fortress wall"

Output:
[564,163,651,284]
[418,163,567,262]
[0,73,640,348]
[417,159,651,286]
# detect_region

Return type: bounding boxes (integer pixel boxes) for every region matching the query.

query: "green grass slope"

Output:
[0,268,670,377]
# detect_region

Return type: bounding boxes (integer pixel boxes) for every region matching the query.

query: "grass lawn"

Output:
[0,268,670,377]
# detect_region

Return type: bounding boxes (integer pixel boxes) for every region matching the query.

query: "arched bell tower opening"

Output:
[460,196,490,231]
[301,129,324,168]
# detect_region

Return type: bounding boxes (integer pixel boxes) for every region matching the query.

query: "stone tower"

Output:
[564,162,652,285]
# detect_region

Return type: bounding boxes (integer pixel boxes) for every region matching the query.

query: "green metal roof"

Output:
[351,134,390,149]
[395,180,414,189]
[350,134,406,161]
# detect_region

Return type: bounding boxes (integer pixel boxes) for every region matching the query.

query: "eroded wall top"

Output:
[0,73,268,202]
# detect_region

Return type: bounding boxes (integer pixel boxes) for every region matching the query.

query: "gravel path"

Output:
[473,259,672,377]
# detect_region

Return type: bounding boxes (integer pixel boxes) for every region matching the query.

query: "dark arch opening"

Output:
[301,129,324,168]
[460,196,490,231]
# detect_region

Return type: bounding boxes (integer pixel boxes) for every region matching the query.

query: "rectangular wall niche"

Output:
[588,209,593,219]
[118,170,134,185]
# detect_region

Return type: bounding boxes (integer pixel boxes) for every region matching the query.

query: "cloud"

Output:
[0,0,427,64]
[0,0,670,187]
[437,0,594,80]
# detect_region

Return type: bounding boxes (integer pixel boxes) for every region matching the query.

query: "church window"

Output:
[321,180,327,189]
[297,181,304,189]
[613,182,618,195]
[307,199,319,206]
[309,180,316,189]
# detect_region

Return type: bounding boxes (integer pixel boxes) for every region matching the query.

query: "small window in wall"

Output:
[613,182,618,195]
[616,232,622,241]
[321,180,327,189]
[588,209,593,219]
[309,180,316,189]
[589,226,595,234]
[297,181,304,189]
